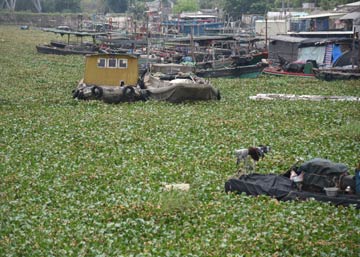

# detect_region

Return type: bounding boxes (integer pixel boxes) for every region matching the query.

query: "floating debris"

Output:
[250,94,360,102]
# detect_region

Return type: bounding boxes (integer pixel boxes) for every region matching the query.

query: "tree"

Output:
[81,0,98,12]
[128,1,146,20]
[223,0,271,18]
[274,0,302,9]
[173,0,199,14]
[199,0,224,9]
[38,0,81,12]
[318,0,354,10]
[106,0,128,13]
[13,0,41,12]
[55,0,81,12]
[42,0,56,12]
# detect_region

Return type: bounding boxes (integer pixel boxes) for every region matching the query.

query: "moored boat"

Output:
[142,63,220,103]
[313,67,360,80]
[196,62,268,78]
[36,44,97,55]
[36,28,106,55]
[262,65,315,78]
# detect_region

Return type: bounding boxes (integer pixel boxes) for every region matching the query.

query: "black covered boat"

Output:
[225,159,360,208]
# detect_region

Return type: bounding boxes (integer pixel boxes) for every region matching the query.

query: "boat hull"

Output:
[196,63,267,78]
[313,68,360,80]
[36,44,96,55]
[263,66,315,78]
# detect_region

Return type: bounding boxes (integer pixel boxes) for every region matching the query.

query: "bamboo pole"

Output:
[146,13,150,68]
[265,14,268,51]
[190,25,196,63]
[352,27,355,69]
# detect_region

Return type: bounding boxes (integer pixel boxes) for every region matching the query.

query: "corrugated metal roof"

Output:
[269,35,307,43]
[85,53,139,59]
[42,28,107,37]
[270,35,353,46]
[296,13,346,19]
[287,31,354,36]
[343,1,360,7]
[340,12,360,20]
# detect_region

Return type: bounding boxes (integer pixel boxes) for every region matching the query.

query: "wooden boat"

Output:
[36,44,97,55]
[72,53,143,103]
[231,51,268,66]
[195,56,235,70]
[36,28,106,55]
[196,62,268,78]
[194,50,267,70]
[313,67,360,80]
[142,63,220,103]
[143,63,206,89]
[73,56,220,104]
[262,65,315,78]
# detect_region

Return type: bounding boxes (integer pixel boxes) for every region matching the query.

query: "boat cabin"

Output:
[268,35,358,68]
[83,53,139,86]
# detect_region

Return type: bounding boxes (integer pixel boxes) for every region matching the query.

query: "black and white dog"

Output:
[234,145,270,174]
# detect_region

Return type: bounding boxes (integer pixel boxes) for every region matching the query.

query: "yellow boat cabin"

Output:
[83,53,139,87]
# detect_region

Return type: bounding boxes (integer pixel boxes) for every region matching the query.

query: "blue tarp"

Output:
[332,44,342,63]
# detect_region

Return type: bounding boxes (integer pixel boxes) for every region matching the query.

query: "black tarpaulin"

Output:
[225,174,294,199]
[145,83,220,103]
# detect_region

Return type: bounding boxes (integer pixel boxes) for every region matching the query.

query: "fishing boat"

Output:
[142,63,220,103]
[231,50,268,66]
[36,28,107,55]
[313,66,360,80]
[73,55,220,103]
[194,47,268,78]
[225,158,360,209]
[72,53,143,103]
[36,43,98,55]
[196,62,268,78]
[264,35,357,78]
[262,64,316,78]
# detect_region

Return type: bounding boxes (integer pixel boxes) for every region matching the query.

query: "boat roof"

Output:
[85,53,139,59]
[167,35,236,42]
[269,35,306,43]
[340,11,360,20]
[287,31,354,37]
[42,28,108,37]
[338,1,360,7]
[270,35,353,45]
[295,12,346,19]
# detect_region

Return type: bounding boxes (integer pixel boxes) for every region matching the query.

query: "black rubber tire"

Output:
[122,86,135,102]
[91,86,103,99]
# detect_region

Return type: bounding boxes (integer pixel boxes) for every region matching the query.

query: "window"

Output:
[118,59,128,69]
[108,58,117,68]
[97,58,128,69]
[97,58,106,68]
